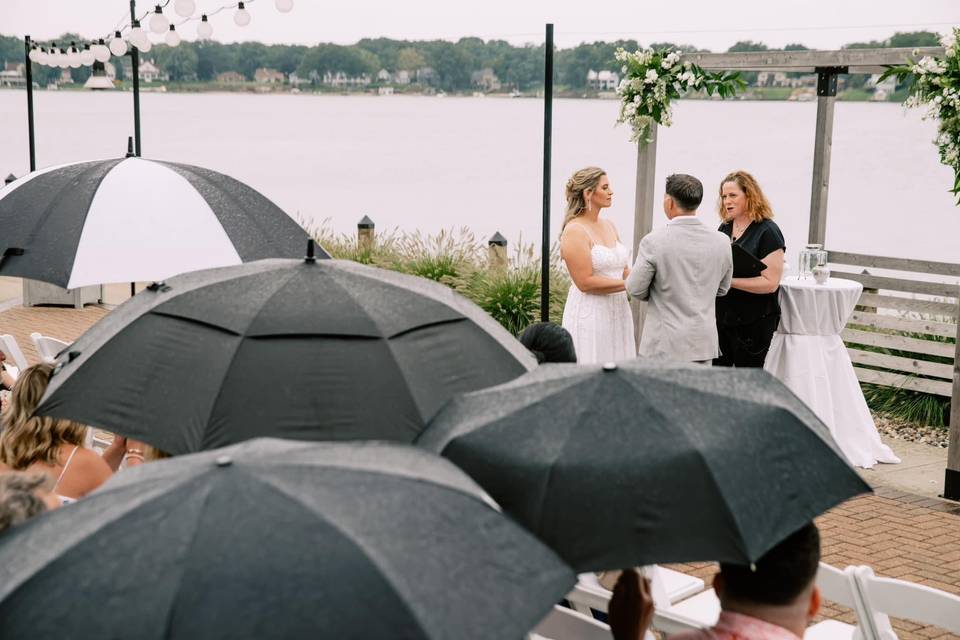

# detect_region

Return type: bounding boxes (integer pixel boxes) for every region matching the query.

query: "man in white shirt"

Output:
[625,174,732,364]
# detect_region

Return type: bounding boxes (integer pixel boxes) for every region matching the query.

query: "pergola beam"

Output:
[681,47,944,73]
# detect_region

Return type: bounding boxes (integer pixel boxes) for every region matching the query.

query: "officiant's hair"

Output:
[562,167,606,230]
[519,322,577,363]
[718,521,820,606]
[665,174,703,211]
[718,170,775,223]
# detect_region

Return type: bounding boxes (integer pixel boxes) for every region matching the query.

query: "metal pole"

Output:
[540,23,554,322]
[130,0,142,156]
[24,36,36,171]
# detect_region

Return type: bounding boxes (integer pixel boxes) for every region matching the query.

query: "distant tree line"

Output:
[0,31,941,91]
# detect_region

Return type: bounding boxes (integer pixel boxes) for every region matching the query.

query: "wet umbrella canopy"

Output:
[418,360,871,571]
[36,257,535,453]
[0,157,317,288]
[0,439,575,639]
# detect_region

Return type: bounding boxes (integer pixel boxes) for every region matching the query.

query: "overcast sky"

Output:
[3,0,956,50]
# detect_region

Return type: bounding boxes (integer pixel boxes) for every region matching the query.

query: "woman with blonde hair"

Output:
[714,170,786,367]
[559,167,635,363]
[0,364,127,502]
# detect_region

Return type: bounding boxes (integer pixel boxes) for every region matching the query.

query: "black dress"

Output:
[714,219,786,367]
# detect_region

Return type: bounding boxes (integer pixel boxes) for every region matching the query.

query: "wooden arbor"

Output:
[630,46,960,500]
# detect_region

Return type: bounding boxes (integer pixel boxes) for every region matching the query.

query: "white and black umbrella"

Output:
[0,157,319,288]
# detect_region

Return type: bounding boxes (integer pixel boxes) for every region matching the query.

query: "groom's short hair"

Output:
[666,174,703,211]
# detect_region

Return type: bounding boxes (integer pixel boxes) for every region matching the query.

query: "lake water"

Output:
[1,89,958,271]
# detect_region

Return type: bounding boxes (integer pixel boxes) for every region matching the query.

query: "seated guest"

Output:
[0,364,128,502]
[608,522,822,640]
[519,322,578,363]
[0,471,61,533]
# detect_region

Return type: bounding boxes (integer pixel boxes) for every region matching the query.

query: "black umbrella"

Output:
[0,157,318,288]
[0,439,575,639]
[417,360,870,571]
[36,256,535,453]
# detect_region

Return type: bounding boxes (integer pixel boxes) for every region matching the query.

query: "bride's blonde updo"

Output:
[562,166,606,231]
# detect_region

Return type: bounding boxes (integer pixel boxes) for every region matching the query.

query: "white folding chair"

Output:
[0,333,29,371]
[30,332,70,364]
[853,565,960,639]
[532,605,611,640]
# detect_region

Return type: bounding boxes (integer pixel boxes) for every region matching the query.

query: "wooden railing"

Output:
[828,250,960,497]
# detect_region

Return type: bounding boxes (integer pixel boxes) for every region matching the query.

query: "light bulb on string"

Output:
[138,37,153,54]
[234,2,251,26]
[35,47,47,65]
[94,39,110,63]
[68,43,81,68]
[149,5,169,34]
[165,25,181,47]
[28,47,40,63]
[129,20,146,48]
[59,48,70,69]
[80,44,95,66]
[275,0,293,12]
[47,44,59,67]
[174,0,195,18]
[109,31,128,57]
[197,15,213,39]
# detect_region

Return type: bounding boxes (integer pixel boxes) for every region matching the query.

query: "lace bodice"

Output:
[589,242,631,280]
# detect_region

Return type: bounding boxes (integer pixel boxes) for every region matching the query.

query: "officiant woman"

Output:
[713,171,785,367]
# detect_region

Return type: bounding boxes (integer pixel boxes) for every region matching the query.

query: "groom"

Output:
[626,174,733,364]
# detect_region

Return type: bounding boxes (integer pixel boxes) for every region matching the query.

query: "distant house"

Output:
[216,71,246,84]
[288,72,309,86]
[378,86,394,95]
[867,73,897,101]
[59,68,74,84]
[415,66,437,86]
[0,62,25,87]
[471,67,501,92]
[394,69,411,85]
[377,69,392,82]
[586,69,619,91]
[255,67,284,84]
[121,59,168,82]
[322,71,370,87]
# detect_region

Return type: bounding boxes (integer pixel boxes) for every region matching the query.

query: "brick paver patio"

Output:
[2,303,959,638]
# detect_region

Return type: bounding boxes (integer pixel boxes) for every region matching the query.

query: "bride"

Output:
[560,167,636,363]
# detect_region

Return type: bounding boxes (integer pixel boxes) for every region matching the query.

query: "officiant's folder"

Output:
[732,244,767,278]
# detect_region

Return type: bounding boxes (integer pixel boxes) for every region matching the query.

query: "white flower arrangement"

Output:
[615,47,746,143]
[882,28,960,203]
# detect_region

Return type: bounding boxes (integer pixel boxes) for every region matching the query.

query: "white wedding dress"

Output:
[562,241,637,364]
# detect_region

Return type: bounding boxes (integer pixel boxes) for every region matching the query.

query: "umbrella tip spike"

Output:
[602,362,617,372]
[67,350,81,362]
[215,455,232,467]
[124,136,134,158]
[305,239,316,264]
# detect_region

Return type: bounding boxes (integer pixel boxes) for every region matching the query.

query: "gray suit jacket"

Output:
[625,216,733,362]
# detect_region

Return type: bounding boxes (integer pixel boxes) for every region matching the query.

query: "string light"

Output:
[24,0,294,69]
[197,14,213,39]
[165,24,181,47]
[234,2,251,27]
[149,5,169,34]
[109,31,128,57]
[174,0,196,18]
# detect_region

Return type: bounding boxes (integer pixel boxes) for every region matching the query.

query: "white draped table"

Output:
[763,276,900,469]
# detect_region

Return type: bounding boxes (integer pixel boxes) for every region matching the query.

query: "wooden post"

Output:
[808,67,844,245]
[945,300,960,501]
[357,215,375,251]
[631,127,657,345]
[488,231,508,274]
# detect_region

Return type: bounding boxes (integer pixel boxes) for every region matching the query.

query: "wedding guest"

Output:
[714,171,785,367]
[1,350,15,391]
[519,322,578,363]
[0,471,61,533]
[0,364,127,502]
[626,174,732,364]
[608,523,822,640]
[560,167,636,364]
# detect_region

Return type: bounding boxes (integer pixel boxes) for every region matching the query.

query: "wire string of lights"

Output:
[26,0,294,68]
